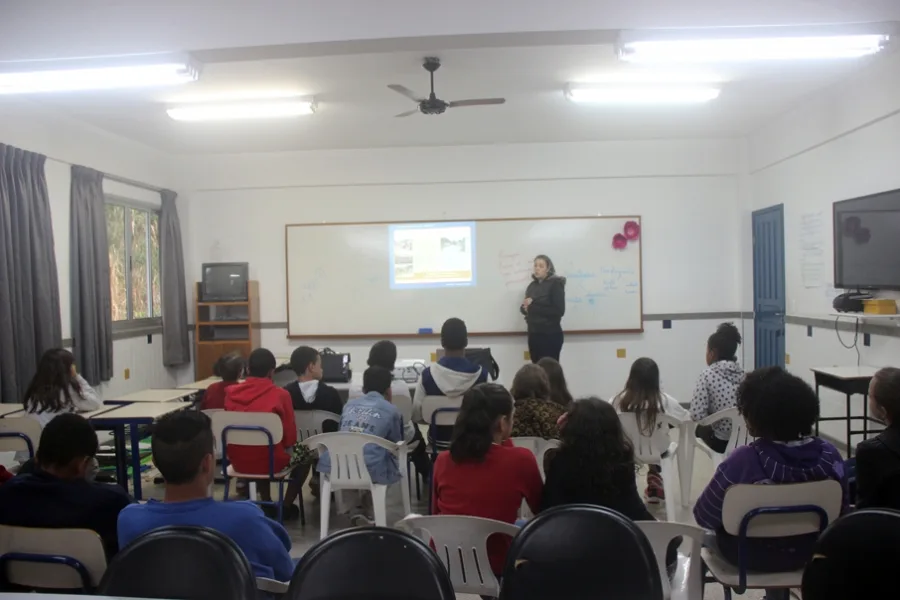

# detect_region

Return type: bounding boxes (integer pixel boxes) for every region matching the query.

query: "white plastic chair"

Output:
[210,411,294,523]
[0,417,42,459]
[392,394,413,424]
[701,480,843,597]
[636,521,705,600]
[0,525,107,590]
[305,432,411,539]
[695,407,754,469]
[420,395,463,425]
[618,412,680,522]
[510,437,561,480]
[294,410,342,442]
[398,514,520,597]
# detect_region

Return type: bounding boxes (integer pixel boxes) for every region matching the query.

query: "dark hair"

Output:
[450,383,513,463]
[36,413,98,467]
[362,366,393,396]
[871,367,900,424]
[511,364,551,402]
[737,366,820,441]
[615,357,664,436]
[533,254,556,278]
[537,357,573,407]
[290,346,320,376]
[708,322,742,362]
[216,352,245,382]
[24,348,80,414]
[151,410,214,485]
[440,318,469,351]
[368,341,398,371]
[551,398,636,500]
[248,348,277,378]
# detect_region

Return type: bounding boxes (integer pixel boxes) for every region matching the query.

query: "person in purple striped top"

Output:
[694,367,848,574]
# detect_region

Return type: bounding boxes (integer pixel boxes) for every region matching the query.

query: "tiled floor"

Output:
[139,451,785,599]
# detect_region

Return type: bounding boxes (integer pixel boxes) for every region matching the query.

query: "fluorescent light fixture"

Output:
[618,26,891,63]
[565,84,720,104]
[0,53,199,94]
[167,98,316,121]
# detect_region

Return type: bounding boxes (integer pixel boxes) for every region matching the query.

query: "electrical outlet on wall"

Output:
[124,368,131,380]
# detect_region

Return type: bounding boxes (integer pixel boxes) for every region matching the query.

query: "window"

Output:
[106,201,161,325]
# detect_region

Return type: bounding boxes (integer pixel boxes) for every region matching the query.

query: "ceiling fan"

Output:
[388,57,506,117]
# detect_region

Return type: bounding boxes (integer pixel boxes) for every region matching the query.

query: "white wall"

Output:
[0,99,192,398]
[178,138,743,402]
[748,49,900,443]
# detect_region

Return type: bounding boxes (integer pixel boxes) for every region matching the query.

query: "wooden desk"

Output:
[0,404,25,418]
[104,389,196,404]
[179,377,222,391]
[90,402,187,500]
[811,366,880,457]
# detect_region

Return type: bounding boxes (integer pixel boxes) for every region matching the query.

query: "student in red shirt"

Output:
[201,352,245,411]
[225,349,299,515]
[432,383,542,575]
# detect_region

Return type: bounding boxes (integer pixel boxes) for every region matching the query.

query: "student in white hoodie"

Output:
[412,318,487,442]
[690,323,745,454]
[613,357,690,503]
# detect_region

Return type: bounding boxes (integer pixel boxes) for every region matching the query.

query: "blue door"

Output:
[753,205,786,368]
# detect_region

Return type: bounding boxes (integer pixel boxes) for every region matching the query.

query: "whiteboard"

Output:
[285,217,642,337]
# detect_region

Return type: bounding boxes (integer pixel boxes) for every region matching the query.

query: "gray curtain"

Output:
[70,165,113,386]
[160,189,190,366]
[0,144,62,403]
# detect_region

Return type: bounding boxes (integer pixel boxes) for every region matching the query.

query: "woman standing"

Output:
[521,254,566,362]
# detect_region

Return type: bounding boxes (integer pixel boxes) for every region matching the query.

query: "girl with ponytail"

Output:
[433,383,543,575]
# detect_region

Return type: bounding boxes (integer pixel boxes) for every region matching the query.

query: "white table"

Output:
[179,377,223,391]
[104,388,196,404]
[0,404,25,418]
[811,366,879,456]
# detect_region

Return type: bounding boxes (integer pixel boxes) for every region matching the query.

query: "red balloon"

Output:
[624,220,641,240]
[612,233,628,250]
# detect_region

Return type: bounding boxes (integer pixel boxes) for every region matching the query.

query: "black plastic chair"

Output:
[802,508,900,600]
[499,504,663,600]
[99,525,257,600]
[286,527,455,600]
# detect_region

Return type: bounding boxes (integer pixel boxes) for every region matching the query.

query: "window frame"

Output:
[105,194,163,334]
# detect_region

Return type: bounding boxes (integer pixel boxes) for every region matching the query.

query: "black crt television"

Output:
[833,188,900,290]
[201,262,249,301]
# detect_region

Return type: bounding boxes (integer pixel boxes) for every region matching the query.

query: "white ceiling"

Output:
[1,0,898,154]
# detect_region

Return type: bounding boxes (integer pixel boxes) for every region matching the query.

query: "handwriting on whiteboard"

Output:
[499,251,534,288]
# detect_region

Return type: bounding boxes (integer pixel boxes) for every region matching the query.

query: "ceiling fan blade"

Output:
[387,84,424,102]
[447,98,506,108]
[394,108,420,118]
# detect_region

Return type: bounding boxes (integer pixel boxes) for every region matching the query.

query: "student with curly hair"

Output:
[690,322,745,453]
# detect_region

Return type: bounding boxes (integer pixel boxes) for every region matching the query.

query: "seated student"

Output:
[613,357,690,503]
[854,367,900,510]
[0,413,132,556]
[225,348,302,518]
[412,318,488,440]
[537,357,574,408]
[200,352,244,411]
[318,366,405,526]
[690,322,744,454]
[348,340,430,478]
[694,367,848,573]
[541,397,678,571]
[284,346,343,416]
[118,410,294,581]
[509,363,565,440]
[432,383,542,575]
[22,348,102,431]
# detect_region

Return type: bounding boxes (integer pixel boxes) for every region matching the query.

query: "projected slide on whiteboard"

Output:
[389,222,476,289]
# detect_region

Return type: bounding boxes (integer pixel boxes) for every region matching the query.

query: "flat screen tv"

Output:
[833,188,900,290]
[201,262,249,301]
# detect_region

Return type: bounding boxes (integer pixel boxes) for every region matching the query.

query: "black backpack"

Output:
[465,348,500,381]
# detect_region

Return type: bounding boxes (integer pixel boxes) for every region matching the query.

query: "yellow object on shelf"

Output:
[863,299,898,315]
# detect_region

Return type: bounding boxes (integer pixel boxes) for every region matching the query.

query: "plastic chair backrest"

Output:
[393,394,413,423]
[99,525,257,600]
[210,411,283,446]
[511,437,560,479]
[0,525,107,590]
[286,526,455,600]
[421,395,462,424]
[294,410,341,441]
[618,412,674,464]
[400,515,519,596]
[501,504,663,600]
[305,432,399,489]
[0,418,41,456]
[272,368,298,389]
[636,521,705,600]
[724,409,755,455]
[721,480,843,537]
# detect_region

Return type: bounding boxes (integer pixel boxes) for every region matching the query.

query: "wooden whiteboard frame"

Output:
[285,216,644,339]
